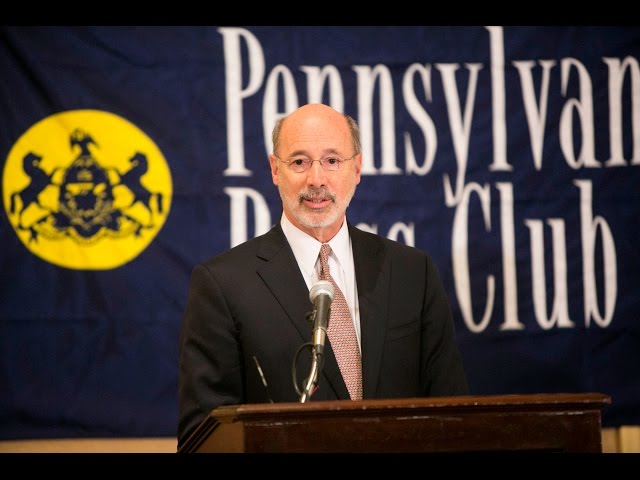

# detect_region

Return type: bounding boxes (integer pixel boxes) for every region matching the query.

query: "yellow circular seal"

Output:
[2,109,172,270]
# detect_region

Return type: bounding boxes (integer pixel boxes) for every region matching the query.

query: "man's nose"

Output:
[306,160,328,185]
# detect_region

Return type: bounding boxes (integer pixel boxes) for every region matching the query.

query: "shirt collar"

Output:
[321,218,350,271]
[280,213,350,279]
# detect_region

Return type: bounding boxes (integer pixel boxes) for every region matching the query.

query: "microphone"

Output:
[309,280,334,357]
[252,356,273,403]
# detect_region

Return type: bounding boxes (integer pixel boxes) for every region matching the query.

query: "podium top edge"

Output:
[211,392,612,418]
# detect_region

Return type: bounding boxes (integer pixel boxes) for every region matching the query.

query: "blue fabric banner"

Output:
[1,26,638,439]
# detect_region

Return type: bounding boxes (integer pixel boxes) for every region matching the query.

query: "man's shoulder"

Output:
[200,224,284,267]
[349,226,441,283]
[349,223,427,259]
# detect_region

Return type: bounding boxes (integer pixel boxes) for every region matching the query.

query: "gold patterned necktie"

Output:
[319,243,363,400]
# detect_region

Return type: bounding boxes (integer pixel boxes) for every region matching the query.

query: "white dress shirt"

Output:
[280,214,361,351]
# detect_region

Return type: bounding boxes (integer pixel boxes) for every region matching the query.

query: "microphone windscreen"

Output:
[309,280,334,303]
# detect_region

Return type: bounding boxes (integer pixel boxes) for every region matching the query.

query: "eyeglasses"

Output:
[275,153,357,173]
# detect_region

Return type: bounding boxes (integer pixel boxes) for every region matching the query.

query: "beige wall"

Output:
[0,437,177,453]
[0,427,638,453]
[601,426,640,453]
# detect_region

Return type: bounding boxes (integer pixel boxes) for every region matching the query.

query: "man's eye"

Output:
[324,157,340,165]
[291,159,307,166]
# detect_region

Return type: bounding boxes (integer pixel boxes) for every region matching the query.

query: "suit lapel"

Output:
[255,224,347,399]
[255,225,312,343]
[350,224,387,397]
[254,224,387,400]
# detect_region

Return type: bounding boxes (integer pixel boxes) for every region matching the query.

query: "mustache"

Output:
[298,187,336,204]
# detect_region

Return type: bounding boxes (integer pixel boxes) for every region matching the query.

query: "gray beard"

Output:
[279,184,356,231]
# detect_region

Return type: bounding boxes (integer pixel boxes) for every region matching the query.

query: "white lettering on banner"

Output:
[440,62,483,206]
[451,180,617,333]
[513,60,556,171]
[496,182,521,330]
[486,26,509,173]
[352,65,400,175]
[301,65,345,111]
[263,64,299,154]
[575,180,617,327]
[512,56,640,171]
[525,218,575,330]
[603,56,640,166]
[224,187,272,248]
[219,26,638,179]
[560,58,601,168]
[218,27,264,176]
[403,64,438,175]
[356,222,416,245]
[218,26,634,332]
[451,182,496,333]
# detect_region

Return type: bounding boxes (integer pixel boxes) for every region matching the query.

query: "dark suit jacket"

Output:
[177,222,468,447]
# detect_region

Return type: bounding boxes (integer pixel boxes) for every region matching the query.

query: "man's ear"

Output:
[354,153,362,185]
[269,154,279,186]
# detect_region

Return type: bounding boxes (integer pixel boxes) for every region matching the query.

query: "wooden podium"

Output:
[178,393,611,453]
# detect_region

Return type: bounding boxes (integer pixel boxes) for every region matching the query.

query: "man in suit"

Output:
[177,103,468,448]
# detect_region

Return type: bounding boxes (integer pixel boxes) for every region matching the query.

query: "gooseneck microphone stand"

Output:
[293,280,333,403]
[299,336,323,403]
